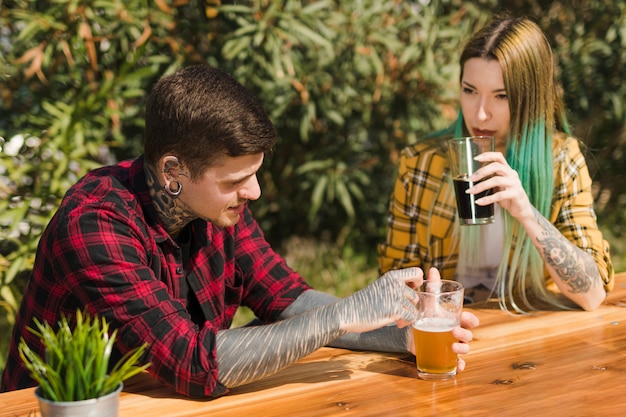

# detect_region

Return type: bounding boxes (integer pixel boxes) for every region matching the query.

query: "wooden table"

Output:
[2,273,626,417]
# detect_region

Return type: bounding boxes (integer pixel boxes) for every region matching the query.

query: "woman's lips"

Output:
[472,129,496,137]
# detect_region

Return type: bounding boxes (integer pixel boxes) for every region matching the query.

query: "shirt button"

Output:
[176,267,184,275]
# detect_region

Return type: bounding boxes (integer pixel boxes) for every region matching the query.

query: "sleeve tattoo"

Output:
[533,208,600,294]
[279,289,410,353]
[216,269,418,388]
[216,302,345,388]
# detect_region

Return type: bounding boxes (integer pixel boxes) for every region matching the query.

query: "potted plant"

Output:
[18,309,150,417]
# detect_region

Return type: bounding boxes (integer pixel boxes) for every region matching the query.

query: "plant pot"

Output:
[35,383,123,417]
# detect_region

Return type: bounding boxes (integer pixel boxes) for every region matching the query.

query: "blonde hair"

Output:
[454,16,571,312]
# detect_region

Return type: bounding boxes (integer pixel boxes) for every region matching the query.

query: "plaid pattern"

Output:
[378,134,614,291]
[1,157,310,397]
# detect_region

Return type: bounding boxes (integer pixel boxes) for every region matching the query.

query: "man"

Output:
[1,65,478,397]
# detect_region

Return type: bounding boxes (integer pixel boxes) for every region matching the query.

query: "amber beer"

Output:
[413,318,458,377]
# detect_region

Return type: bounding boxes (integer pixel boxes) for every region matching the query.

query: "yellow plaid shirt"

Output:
[378,133,614,293]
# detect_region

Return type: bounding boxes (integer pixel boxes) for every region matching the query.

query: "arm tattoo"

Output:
[216,303,345,388]
[279,290,410,353]
[216,269,418,388]
[534,208,600,294]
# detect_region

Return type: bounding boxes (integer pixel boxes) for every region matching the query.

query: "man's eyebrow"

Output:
[227,172,256,184]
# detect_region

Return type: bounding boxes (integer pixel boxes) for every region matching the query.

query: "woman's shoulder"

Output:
[397,136,452,179]
[553,131,583,153]
[401,135,451,160]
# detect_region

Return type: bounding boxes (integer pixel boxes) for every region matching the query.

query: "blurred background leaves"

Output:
[1,0,624,372]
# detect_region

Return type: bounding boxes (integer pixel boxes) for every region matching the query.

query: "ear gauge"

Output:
[163,180,182,197]
[159,157,182,198]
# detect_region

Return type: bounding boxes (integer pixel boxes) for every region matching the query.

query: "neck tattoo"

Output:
[144,165,197,237]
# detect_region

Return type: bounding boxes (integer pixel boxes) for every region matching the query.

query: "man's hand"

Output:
[337,267,424,334]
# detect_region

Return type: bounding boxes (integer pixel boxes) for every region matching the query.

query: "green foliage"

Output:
[0,0,496,329]
[503,0,626,269]
[217,0,495,246]
[233,236,379,327]
[18,309,149,402]
[0,0,178,331]
[1,0,626,374]
[553,1,626,266]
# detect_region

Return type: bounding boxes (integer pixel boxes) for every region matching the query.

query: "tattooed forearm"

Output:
[280,290,410,353]
[216,268,420,388]
[216,303,345,388]
[534,208,599,294]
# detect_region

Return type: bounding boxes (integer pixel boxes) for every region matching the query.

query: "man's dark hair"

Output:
[144,65,277,180]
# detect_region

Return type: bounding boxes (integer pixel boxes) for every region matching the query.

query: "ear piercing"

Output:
[163,180,182,197]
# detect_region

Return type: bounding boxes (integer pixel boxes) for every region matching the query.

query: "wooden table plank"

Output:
[1,274,625,416]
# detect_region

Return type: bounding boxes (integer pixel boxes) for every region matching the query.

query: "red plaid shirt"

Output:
[1,157,311,397]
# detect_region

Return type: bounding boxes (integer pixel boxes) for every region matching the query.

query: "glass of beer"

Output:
[447,136,495,225]
[413,280,464,380]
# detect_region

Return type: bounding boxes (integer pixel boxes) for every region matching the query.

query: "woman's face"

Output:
[460,58,510,152]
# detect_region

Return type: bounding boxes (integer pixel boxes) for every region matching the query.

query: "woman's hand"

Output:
[469,152,534,222]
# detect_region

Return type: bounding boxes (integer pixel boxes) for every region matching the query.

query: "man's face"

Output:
[178,153,264,227]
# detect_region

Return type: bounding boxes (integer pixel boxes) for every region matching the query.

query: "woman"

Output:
[378,15,613,312]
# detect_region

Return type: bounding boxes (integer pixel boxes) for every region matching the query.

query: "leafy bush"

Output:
[504,0,626,268]
[218,1,494,247]
[0,0,494,329]
[1,0,625,374]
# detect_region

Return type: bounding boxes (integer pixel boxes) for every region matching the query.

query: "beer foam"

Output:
[414,317,457,332]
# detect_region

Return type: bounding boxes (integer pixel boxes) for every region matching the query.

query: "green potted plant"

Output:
[18,309,150,417]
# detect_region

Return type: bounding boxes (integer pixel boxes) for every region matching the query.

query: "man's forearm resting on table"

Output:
[280,289,409,353]
[216,301,345,388]
[217,270,419,388]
